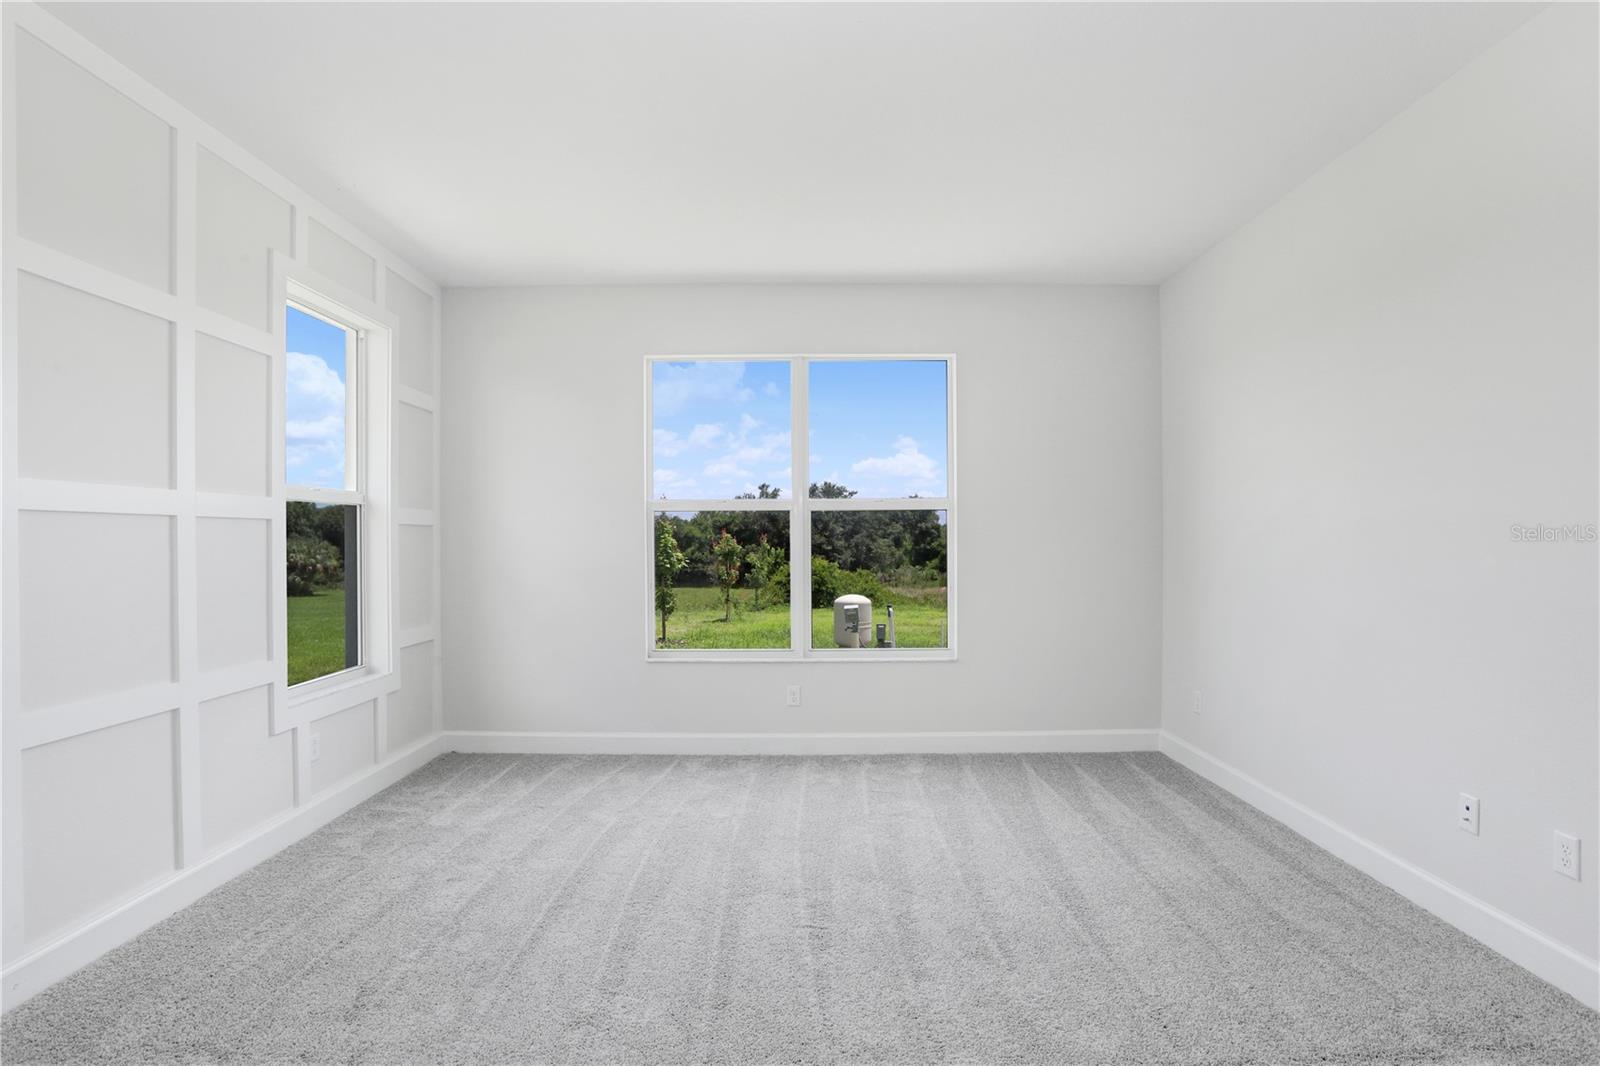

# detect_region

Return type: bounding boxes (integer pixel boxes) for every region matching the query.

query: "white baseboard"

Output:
[1158,730,1600,1011]
[443,728,1161,756]
[1,733,448,1013]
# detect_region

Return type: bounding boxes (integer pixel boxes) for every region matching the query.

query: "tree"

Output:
[745,534,782,610]
[808,481,857,499]
[286,500,346,552]
[711,528,743,622]
[809,501,946,578]
[735,483,782,500]
[286,500,318,540]
[654,517,688,642]
[661,508,792,585]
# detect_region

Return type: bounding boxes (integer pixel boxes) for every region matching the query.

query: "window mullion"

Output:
[791,357,810,656]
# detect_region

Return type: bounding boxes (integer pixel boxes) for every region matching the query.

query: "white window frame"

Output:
[271,256,400,730]
[644,353,957,662]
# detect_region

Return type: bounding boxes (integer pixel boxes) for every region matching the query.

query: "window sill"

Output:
[284,665,400,724]
[646,650,956,663]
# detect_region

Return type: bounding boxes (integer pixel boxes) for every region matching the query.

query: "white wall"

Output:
[1160,2,1598,1000]
[442,284,1161,742]
[1,4,443,1003]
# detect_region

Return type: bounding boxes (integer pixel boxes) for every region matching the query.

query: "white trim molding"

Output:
[0,735,447,1012]
[1,0,444,998]
[443,729,1160,756]
[1158,730,1600,1011]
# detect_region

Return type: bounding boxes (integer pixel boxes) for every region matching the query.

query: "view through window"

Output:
[285,302,362,685]
[649,357,951,656]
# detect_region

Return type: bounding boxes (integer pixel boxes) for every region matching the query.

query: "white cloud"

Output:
[653,428,685,457]
[851,436,938,482]
[654,469,699,495]
[655,423,725,458]
[288,351,344,407]
[286,414,344,442]
[730,431,789,465]
[703,457,750,479]
[763,381,781,397]
[653,361,751,416]
[653,374,797,495]
[285,351,345,486]
[688,423,723,447]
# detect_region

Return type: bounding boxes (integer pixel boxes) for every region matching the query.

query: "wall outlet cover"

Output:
[786,684,801,707]
[1458,793,1478,835]
[1554,831,1580,880]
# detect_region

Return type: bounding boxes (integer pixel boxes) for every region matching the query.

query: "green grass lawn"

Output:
[655,586,790,649]
[656,585,947,651]
[287,588,349,685]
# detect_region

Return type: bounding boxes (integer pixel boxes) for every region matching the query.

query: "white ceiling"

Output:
[45,2,1538,287]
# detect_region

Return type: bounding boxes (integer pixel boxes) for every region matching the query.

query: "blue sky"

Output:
[285,306,348,489]
[652,359,947,499]
[809,360,947,497]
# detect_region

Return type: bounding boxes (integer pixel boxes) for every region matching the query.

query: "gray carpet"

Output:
[2,752,1596,1065]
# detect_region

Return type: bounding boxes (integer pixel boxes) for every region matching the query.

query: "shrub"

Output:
[286,535,342,596]
[810,557,842,608]
[810,557,884,608]
[886,564,939,589]
[836,567,886,605]
[769,562,791,605]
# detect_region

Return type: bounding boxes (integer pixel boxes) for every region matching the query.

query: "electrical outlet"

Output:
[1191,689,1202,715]
[309,733,322,762]
[1458,793,1479,835]
[1554,832,1580,880]
[786,684,801,707]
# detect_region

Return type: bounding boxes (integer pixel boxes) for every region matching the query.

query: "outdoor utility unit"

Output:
[833,594,872,648]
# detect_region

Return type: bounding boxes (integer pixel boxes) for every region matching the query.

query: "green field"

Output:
[656,585,947,651]
[287,588,348,685]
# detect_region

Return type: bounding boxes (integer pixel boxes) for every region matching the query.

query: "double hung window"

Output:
[647,356,954,660]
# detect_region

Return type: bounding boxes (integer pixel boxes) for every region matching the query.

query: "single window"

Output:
[647,356,954,659]
[285,302,364,686]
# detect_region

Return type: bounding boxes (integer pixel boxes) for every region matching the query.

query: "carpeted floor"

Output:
[2,752,1596,1065]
